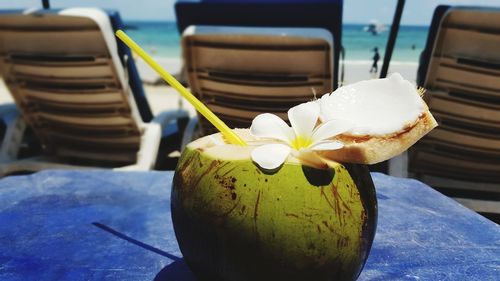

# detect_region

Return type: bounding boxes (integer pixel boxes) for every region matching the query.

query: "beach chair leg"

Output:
[180,117,199,151]
[388,151,408,178]
[0,105,26,162]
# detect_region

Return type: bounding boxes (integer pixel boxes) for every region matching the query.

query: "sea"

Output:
[124,22,429,63]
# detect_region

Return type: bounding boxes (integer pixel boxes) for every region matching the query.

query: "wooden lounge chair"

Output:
[175,0,343,89]
[181,26,333,140]
[407,6,500,217]
[0,8,189,175]
[175,0,342,145]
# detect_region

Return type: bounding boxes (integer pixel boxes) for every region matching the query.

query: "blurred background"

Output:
[4,0,500,85]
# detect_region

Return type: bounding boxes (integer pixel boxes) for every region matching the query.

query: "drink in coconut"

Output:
[172,73,436,280]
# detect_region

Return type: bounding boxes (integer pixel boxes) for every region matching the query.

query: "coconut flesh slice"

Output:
[188,73,436,166]
[317,73,438,164]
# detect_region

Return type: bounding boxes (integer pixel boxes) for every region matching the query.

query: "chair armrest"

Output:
[118,109,191,171]
[117,122,161,171]
[151,109,190,129]
[0,103,19,123]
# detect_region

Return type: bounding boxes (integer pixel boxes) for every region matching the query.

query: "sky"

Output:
[2,0,500,25]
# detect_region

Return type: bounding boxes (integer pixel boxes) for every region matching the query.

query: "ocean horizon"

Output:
[124,21,429,63]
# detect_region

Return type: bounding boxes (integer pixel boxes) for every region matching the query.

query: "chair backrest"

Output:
[0,8,151,166]
[182,26,333,134]
[175,0,343,90]
[409,6,500,184]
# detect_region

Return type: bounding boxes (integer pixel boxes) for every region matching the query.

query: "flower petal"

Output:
[310,140,344,151]
[251,144,291,170]
[311,119,352,143]
[291,149,328,169]
[318,93,332,122]
[250,113,294,143]
[288,101,320,139]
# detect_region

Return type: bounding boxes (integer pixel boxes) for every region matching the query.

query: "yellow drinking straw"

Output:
[115,30,246,146]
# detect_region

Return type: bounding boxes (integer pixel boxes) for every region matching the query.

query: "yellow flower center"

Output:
[291,136,313,150]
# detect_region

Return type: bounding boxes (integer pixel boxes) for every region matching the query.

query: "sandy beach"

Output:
[0,57,418,117]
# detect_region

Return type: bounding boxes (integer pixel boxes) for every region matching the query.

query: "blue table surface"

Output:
[0,170,498,280]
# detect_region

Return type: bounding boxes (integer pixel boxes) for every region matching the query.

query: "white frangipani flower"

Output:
[249,101,352,170]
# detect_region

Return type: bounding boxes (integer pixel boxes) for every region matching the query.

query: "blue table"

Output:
[0,170,498,280]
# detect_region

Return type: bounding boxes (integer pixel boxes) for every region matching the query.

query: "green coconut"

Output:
[171,129,377,281]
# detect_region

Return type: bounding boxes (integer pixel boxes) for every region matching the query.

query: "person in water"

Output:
[370,47,380,73]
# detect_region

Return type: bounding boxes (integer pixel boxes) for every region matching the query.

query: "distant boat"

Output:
[363,20,387,35]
